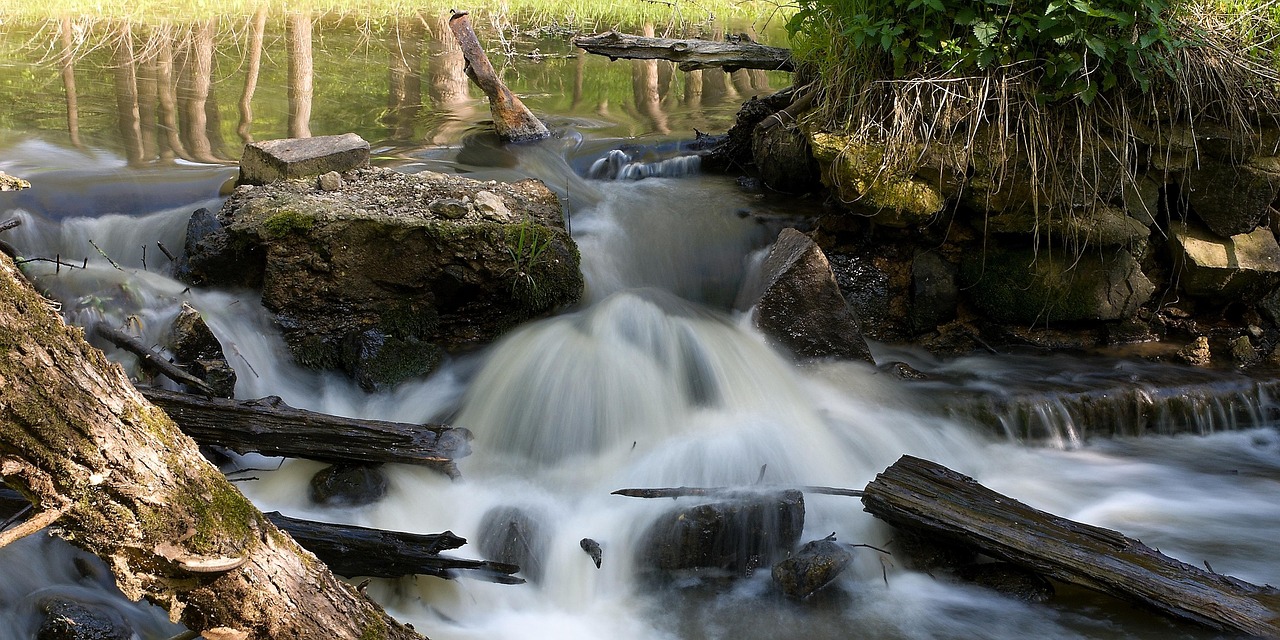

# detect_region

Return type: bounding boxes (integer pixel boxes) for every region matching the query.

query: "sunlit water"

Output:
[1,20,1278,640]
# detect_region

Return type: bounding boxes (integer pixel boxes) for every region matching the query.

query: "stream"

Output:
[1,13,1279,640]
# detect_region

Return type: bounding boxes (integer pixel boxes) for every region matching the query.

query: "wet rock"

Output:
[0,171,31,191]
[736,175,763,193]
[238,133,370,186]
[892,528,975,571]
[743,228,874,363]
[1177,336,1212,366]
[580,538,603,569]
[1231,335,1258,365]
[1185,161,1280,237]
[956,562,1055,603]
[911,250,958,334]
[887,361,928,380]
[808,132,944,227]
[167,302,236,398]
[37,599,132,640]
[771,533,853,599]
[309,463,388,506]
[317,171,344,191]
[828,252,893,340]
[752,123,819,193]
[178,166,583,389]
[638,490,804,576]
[1170,222,1280,301]
[960,246,1153,324]
[478,507,549,583]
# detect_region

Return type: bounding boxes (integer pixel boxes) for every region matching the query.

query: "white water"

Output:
[2,138,1278,640]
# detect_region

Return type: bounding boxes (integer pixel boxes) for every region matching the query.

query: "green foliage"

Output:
[786,0,1187,104]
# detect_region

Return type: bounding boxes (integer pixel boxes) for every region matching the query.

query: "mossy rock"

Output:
[807,131,945,227]
[961,246,1154,324]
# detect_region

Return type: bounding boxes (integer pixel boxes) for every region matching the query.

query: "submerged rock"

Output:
[37,599,132,640]
[638,490,804,576]
[956,562,1055,604]
[771,533,853,599]
[309,463,388,506]
[743,228,874,363]
[478,507,549,583]
[178,165,583,389]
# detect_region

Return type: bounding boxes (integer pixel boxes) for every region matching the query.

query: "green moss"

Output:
[360,614,388,640]
[260,209,317,240]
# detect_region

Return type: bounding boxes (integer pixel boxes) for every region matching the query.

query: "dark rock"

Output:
[956,562,1055,603]
[701,90,794,172]
[37,599,132,640]
[886,361,927,380]
[580,538,603,569]
[478,507,549,583]
[960,246,1153,324]
[167,302,236,398]
[911,250,958,334]
[736,175,763,193]
[1185,161,1280,237]
[752,123,819,193]
[1230,335,1258,365]
[178,166,583,389]
[1123,175,1162,227]
[771,533,853,598]
[174,206,263,288]
[893,528,976,571]
[638,490,804,576]
[744,228,874,363]
[309,463,388,506]
[1170,222,1280,302]
[239,133,370,186]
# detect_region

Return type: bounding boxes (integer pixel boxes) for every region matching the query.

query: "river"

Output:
[0,12,1278,640]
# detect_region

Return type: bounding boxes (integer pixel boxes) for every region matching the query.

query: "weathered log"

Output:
[862,455,1280,637]
[447,10,549,142]
[139,387,470,475]
[572,31,794,73]
[264,512,524,584]
[0,251,423,639]
[94,323,217,395]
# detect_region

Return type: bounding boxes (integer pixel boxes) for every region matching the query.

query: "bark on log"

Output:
[266,512,524,584]
[139,388,470,474]
[447,11,550,143]
[573,31,795,73]
[862,455,1280,637]
[0,252,424,640]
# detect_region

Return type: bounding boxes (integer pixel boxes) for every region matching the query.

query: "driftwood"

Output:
[264,512,523,584]
[862,455,1280,637]
[0,250,424,639]
[93,323,217,395]
[572,31,794,72]
[447,10,550,142]
[140,387,470,474]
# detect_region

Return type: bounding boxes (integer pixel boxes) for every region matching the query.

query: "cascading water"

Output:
[2,134,1279,640]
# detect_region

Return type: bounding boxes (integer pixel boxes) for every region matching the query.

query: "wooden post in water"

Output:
[447,10,549,143]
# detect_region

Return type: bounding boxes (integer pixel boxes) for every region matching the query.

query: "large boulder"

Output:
[1170,222,1280,301]
[742,228,874,363]
[238,133,370,186]
[637,491,804,576]
[178,166,583,389]
[961,246,1154,324]
[1184,161,1280,237]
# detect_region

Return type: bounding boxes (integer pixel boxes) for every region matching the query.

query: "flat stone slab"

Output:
[1171,222,1280,299]
[239,133,370,185]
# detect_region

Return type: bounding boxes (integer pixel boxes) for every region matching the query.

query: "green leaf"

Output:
[955,7,977,24]
[973,21,1000,47]
[922,0,944,11]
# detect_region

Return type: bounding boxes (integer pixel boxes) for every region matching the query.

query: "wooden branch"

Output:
[266,512,523,584]
[0,503,68,549]
[140,388,470,473]
[613,485,864,498]
[862,455,1280,637]
[573,31,794,72]
[94,323,217,395]
[447,10,549,143]
[0,218,20,234]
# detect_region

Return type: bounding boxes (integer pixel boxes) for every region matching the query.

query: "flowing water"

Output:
[1,13,1279,640]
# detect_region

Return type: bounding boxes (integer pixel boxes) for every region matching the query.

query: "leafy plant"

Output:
[506,218,552,305]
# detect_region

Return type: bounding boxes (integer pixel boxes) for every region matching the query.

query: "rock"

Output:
[638,490,805,575]
[317,171,344,191]
[478,507,549,583]
[473,190,514,222]
[960,246,1154,324]
[1123,175,1162,227]
[309,463,388,506]
[752,123,819,193]
[0,171,31,191]
[742,228,874,363]
[911,250,958,333]
[771,533,853,598]
[984,204,1150,248]
[1259,286,1280,326]
[238,133,370,186]
[887,361,928,380]
[1185,161,1280,237]
[828,252,893,341]
[428,198,472,220]
[178,166,583,389]
[1177,336,1212,366]
[37,599,132,640]
[808,132,945,227]
[167,302,236,398]
[893,528,976,571]
[580,538,603,569]
[1230,335,1258,365]
[701,91,794,172]
[1170,222,1280,301]
[956,562,1054,603]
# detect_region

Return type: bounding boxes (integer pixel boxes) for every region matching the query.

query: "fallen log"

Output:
[94,323,216,396]
[264,512,524,584]
[572,31,794,72]
[447,10,549,142]
[862,455,1280,637]
[140,387,470,475]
